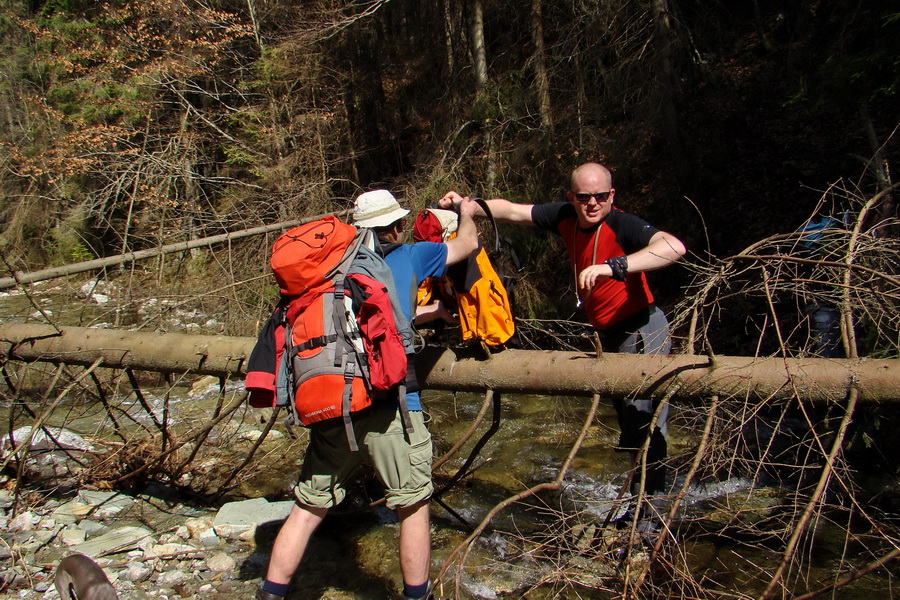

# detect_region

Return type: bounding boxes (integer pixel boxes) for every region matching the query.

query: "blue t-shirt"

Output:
[383,242,448,411]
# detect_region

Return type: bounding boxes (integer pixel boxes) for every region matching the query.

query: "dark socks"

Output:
[403,581,430,599]
[260,580,289,597]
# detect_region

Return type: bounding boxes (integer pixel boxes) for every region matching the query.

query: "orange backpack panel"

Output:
[287,291,372,426]
[271,217,357,296]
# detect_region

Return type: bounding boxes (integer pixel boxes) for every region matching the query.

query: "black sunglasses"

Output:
[573,191,611,203]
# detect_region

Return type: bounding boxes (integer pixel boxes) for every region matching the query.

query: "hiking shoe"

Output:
[401,579,433,600]
[256,587,284,600]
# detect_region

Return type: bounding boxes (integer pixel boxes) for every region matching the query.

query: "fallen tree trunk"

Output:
[0,211,348,291]
[2,323,899,403]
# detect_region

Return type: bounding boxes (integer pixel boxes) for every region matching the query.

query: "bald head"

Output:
[567,162,616,227]
[571,163,612,191]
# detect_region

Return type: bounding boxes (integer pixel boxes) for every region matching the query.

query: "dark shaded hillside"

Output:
[676,25,895,256]
[601,0,897,258]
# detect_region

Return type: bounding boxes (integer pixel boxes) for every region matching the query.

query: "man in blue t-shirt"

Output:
[259,190,478,600]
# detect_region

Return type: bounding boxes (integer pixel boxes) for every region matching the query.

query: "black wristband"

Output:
[605,255,628,282]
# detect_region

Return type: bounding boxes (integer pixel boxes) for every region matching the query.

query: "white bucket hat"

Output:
[352,190,410,228]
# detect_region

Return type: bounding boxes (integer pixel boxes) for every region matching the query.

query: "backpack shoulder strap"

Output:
[473,197,501,255]
[326,227,368,280]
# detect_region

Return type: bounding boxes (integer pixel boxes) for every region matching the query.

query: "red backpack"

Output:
[246,216,410,450]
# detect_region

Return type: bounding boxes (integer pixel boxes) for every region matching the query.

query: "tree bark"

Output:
[442,0,456,78]
[3,324,900,404]
[471,0,488,89]
[469,0,497,189]
[530,0,553,132]
[650,0,691,189]
[246,0,265,52]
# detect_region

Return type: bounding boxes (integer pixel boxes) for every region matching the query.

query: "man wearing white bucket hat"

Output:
[260,189,479,600]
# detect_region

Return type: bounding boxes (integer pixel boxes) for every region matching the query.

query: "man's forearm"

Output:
[627,233,686,272]
[456,209,478,243]
[482,198,535,225]
[444,203,480,265]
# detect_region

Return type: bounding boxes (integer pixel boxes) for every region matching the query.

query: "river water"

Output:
[1,282,895,598]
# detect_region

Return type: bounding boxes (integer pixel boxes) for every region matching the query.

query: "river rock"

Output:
[121,563,153,582]
[0,567,26,589]
[78,519,109,537]
[212,497,293,540]
[8,510,37,531]
[145,542,197,559]
[0,426,95,457]
[198,528,221,547]
[77,490,134,517]
[190,375,220,395]
[184,516,213,537]
[53,499,93,520]
[155,569,192,587]
[206,552,236,572]
[59,526,87,546]
[0,426,94,487]
[70,525,154,557]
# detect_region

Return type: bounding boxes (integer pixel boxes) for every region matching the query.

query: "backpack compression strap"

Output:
[341,354,361,452]
[281,321,302,432]
[397,383,412,436]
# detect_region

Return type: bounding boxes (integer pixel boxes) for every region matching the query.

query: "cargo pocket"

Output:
[406,434,433,491]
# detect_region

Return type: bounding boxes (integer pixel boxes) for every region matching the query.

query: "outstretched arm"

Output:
[439,191,536,226]
[578,230,687,290]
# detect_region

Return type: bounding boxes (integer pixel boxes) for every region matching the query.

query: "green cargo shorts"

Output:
[293,409,433,510]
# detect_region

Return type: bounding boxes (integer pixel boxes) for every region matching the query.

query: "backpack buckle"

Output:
[343,361,356,382]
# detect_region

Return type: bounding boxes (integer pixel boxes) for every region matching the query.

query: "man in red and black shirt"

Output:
[440,162,686,535]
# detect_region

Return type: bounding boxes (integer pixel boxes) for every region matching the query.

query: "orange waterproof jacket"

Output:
[414,208,515,346]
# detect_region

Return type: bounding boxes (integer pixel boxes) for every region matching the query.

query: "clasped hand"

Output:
[438,191,476,215]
